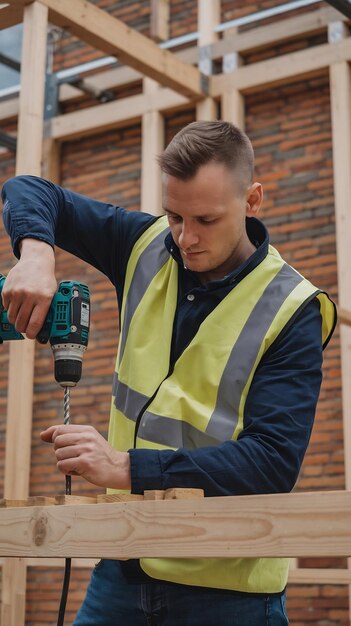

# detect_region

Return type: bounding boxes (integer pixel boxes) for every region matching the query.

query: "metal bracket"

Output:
[44,71,116,120]
[199,44,213,76]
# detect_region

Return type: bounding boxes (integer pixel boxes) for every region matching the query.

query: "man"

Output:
[1,121,336,625]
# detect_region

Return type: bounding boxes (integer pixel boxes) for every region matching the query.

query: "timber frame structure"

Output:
[1,0,351,624]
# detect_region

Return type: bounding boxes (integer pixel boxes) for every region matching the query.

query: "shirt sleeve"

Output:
[129,297,324,496]
[1,175,156,290]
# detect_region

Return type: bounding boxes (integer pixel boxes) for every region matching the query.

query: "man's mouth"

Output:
[182,250,205,257]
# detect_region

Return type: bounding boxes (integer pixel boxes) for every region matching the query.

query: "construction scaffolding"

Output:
[0,0,351,624]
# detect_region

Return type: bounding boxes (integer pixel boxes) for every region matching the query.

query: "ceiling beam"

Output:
[48,87,189,141]
[325,0,351,19]
[0,4,23,29]
[38,0,204,99]
[210,36,351,95]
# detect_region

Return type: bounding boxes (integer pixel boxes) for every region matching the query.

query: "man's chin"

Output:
[181,254,209,272]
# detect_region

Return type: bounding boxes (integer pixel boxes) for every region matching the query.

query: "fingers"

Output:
[2,245,57,338]
[40,424,94,443]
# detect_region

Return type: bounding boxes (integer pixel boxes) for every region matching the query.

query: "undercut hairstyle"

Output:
[158,120,254,195]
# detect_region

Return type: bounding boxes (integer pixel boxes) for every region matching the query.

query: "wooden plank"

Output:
[288,568,351,584]
[41,137,61,183]
[330,61,351,486]
[54,495,97,505]
[196,0,219,121]
[97,494,144,503]
[221,27,244,128]
[211,37,351,95]
[150,0,169,43]
[140,78,164,215]
[0,4,23,29]
[49,88,188,141]
[0,491,351,559]
[38,0,203,98]
[2,5,48,625]
[212,5,344,58]
[330,59,351,616]
[0,500,28,508]
[143,490,166,500]
[164,488,204,499]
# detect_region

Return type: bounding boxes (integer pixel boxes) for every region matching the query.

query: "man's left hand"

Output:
[40,424,131,490]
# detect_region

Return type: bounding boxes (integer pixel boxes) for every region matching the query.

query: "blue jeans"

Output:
[73,560,289,625]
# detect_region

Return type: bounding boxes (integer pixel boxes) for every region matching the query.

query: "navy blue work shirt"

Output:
[2,175,324,498]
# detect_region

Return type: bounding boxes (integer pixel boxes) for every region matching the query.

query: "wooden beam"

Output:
[212,5,344,58]
[2,4,48,625]
[211,37,351,95]
[38,0,203,98]
[196,0,219,121]
[150,0,169,43]
[140,78,164,215]
[41,137,61,183]
[48,88,189,141]
[330,59,351,615]
[330,61,351,488]
[221,27,244,128]
[0,5,346,124]
[0,491,351,559]
[288,568,351,584]
[0,4,23,29]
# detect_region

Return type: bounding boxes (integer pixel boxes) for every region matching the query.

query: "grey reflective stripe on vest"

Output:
[206,263,304,441]
[112,372,149,422]
[119,226,170,363]
[138,264,305,449]
[138,410,221,449]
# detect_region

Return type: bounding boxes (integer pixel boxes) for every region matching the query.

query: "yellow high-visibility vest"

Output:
[108,216,336,593]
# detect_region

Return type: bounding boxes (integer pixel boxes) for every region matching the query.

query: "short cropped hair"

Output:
[158,120,254,194]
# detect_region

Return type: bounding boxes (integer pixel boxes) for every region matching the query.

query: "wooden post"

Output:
[196,0,219,121]
[1,3,48,625]
[140,78,164,215]
[150,0,169,43]
[330,59,351,624]
[42,136,61,183]
[221,28,244,128]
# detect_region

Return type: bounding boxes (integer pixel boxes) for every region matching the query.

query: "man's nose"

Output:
[178,223,199,249]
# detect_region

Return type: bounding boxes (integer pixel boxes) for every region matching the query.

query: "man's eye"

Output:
[199,218,216,225]
[168,214,182,222]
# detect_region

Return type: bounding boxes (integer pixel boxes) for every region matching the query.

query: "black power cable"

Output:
[57,388,73,626]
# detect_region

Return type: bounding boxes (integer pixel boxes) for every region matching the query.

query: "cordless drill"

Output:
[0,273,90,624]
[0,274,90,387]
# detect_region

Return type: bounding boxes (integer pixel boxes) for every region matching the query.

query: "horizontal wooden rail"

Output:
[0,490,350,559]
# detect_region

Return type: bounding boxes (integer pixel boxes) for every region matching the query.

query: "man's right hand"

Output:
[2,238,57,339]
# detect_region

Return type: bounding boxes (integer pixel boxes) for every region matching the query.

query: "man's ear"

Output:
[246,183,263,217]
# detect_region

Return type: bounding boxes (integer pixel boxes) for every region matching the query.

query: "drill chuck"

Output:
[52,343,87,387]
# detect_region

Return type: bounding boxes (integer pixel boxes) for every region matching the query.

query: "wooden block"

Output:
[97,494,144,503]
[27,496,56,506]
[55,495,97,505]
[0,499,29,508]
[164,488,204,500]
[143,490,165,500]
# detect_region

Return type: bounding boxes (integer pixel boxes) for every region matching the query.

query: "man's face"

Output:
[163,161,261,282]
